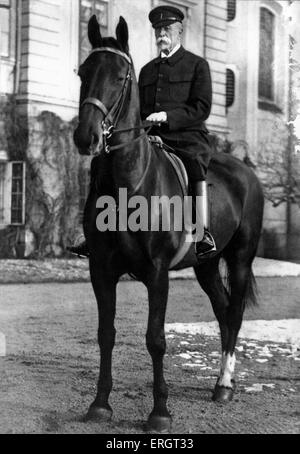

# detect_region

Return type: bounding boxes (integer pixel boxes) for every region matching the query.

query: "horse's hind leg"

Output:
[213,245,257,402]
[194,257,232,395]
[144,267,171,433]
[85,264,117,422]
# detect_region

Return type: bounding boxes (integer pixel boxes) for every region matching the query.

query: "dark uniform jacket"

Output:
[138,46,212,181]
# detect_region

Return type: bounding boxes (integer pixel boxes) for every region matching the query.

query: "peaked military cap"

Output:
[149,5,185,29]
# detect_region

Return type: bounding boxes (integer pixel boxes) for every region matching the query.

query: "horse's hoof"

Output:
[146,415,172,434]
[85,405,113,422]
[212,382,235,403]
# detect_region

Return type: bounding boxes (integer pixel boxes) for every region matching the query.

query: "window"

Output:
[0,162,5,223]
[79,0,109,63]
[227,0,236,22]
[11,162,25,224]
[259,8,275,101]
[226,69,235,109]
[0,160,25,225]
[0,0,11,57]
[79,167,90,223]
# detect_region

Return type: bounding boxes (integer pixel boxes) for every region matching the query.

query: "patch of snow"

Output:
[169,258,300,279]
[166,319,300,346]
[177,353,192,360]
[182,363,202,368]
[244,383,275,393]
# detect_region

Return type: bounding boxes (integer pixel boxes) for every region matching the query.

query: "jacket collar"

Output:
[154,45,186,66]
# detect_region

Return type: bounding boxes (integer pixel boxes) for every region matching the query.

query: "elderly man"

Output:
[69,5,216,259]
[139,5,216,257]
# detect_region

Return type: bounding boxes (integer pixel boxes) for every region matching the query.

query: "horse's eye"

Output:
[118,77,124,82]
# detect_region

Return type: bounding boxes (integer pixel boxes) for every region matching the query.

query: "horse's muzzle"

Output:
[73,126,103,156]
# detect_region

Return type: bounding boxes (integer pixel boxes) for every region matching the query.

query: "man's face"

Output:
[155,22,182,54]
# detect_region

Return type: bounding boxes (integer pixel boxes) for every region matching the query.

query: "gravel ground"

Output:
[0,257,299,285]
[0,278,299,434]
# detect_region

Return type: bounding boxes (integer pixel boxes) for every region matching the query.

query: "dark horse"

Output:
[74,15,264,433]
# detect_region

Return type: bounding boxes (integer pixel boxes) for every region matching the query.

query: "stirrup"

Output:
[195,228,217,259]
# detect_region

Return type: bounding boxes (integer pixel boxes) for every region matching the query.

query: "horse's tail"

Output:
[242,268,259,308]
[224,260,259,308]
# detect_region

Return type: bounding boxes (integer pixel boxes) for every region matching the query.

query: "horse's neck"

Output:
[111,79,150,193]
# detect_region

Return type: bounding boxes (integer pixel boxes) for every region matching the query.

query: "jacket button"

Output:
[157,87,162,92]
[156,102,161,107]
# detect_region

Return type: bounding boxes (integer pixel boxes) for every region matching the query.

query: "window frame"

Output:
[79,0,110,64]
[0,159,26,227]
[10,161,26,226]
[0,0,12,59]
[258,6,276,104]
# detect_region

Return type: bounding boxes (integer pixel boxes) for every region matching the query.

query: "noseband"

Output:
[81,47,142,154]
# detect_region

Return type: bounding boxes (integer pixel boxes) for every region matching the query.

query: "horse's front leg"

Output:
[85,265,117,422]
[145,268,171,433]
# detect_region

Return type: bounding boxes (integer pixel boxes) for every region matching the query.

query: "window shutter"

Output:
[227,0,236,22]
[226,69,235,109]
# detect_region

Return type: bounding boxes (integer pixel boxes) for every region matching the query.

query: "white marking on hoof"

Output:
[218,352,236,388]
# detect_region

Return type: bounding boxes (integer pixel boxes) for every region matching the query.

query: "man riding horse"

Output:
[70,5,216,259]
[71,11,264,432]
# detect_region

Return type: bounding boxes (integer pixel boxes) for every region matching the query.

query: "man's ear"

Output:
[88,15,103,48]
[116,16,129,53]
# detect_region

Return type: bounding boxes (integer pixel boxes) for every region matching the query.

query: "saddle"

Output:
[148,136,193,269]
[148,136,188,196]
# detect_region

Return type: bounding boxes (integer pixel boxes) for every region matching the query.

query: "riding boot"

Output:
[67,236,89,258]
[193,180,217,259]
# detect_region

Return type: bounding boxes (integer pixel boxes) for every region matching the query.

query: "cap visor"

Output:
[152,19,180,28]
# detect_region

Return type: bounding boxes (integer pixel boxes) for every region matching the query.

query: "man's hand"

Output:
[146,112,168,125]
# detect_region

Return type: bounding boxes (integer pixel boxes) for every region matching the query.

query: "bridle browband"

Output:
[81,47,149,155]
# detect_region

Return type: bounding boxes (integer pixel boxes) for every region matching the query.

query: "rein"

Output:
[81,47,150,155]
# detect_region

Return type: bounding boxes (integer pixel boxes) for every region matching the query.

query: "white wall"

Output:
[18,0,80,120]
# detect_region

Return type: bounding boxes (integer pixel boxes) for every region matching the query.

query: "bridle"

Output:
[80,47,150,155]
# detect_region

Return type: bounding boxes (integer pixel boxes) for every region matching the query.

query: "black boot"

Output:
[67,236,89,258]
[193,181,217,259]
[67,241,89,258]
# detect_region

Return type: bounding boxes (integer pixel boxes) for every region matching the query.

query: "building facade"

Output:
[0,0,299,258]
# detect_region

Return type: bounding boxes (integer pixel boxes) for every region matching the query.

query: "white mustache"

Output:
[157,37,171,45]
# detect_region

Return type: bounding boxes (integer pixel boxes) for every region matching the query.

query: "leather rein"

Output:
[81,47,151,155]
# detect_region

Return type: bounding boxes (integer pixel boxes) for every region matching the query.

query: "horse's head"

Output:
[74,15,131,155]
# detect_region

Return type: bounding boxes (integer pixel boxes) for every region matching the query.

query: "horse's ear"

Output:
[88,15,103,48]
[116,16,129,53]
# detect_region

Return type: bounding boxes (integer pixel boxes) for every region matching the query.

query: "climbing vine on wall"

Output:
[1,95,82,258]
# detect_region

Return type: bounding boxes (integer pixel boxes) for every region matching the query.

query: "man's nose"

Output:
[157,27,166,35]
